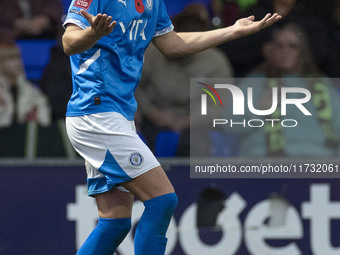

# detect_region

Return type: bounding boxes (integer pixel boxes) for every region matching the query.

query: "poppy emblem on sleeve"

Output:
[134,0,145,13]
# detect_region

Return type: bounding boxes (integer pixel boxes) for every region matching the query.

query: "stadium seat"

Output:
[209,130,240,157]
[16,39,57,82]
[155,131,180,157]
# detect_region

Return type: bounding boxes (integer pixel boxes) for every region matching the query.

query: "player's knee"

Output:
[163,192,178,214]
[98,217,131,237]
[139,192,177,238]
[119,219,132,237]
[145,192,178,216]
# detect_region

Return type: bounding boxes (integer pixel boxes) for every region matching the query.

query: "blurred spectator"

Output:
[236,0,258,12]
[331,0,340,77]
[334,0,340,39]
[0,0,63,45]
[210,0,241,28]
[335,0,340,28]
[226,23,340,157]
[259,23,318,77]
[219,0,340,77]
[218,0,300,77]
[40,45,72,120]
[0,45,51,127]
[39,0,72,120]
[290,0,340,77]
[136,4,233,156]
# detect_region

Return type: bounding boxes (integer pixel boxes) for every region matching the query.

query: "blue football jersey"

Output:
[63,0,173,120]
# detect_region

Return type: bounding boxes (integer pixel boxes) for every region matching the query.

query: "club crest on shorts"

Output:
[146,0,153,10]
[129,152,144,166]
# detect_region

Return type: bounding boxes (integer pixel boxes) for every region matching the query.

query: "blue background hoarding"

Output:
[1,159,340,254]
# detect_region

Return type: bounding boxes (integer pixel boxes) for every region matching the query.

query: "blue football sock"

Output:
[134,192,178,255]
[76,217,131,255]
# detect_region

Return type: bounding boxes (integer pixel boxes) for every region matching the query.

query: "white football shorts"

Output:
[66,112,160,196]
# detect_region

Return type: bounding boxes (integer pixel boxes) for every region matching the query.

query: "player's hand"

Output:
[233,13,282,37]
[81,9,116,37]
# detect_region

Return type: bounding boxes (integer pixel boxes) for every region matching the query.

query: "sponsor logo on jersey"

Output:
[74,0,93,10]
[69,9,82,15]
[118,0,127,8]
[129,152,144,167]
[119,19,147,41]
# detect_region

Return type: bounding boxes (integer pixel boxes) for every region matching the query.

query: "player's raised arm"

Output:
[62,10,116,56]
[153,13,282,58]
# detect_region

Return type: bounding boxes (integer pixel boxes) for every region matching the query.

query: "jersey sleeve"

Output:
[63,0,106,29]
[154,0,174,37]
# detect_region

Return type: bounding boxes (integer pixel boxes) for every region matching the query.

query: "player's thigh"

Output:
[121,166,175,202]
[95,188,134,219]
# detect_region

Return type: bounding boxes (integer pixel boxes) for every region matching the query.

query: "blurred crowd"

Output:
[0,0,339,158]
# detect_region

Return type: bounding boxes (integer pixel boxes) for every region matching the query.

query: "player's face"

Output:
[271,29,301,73]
